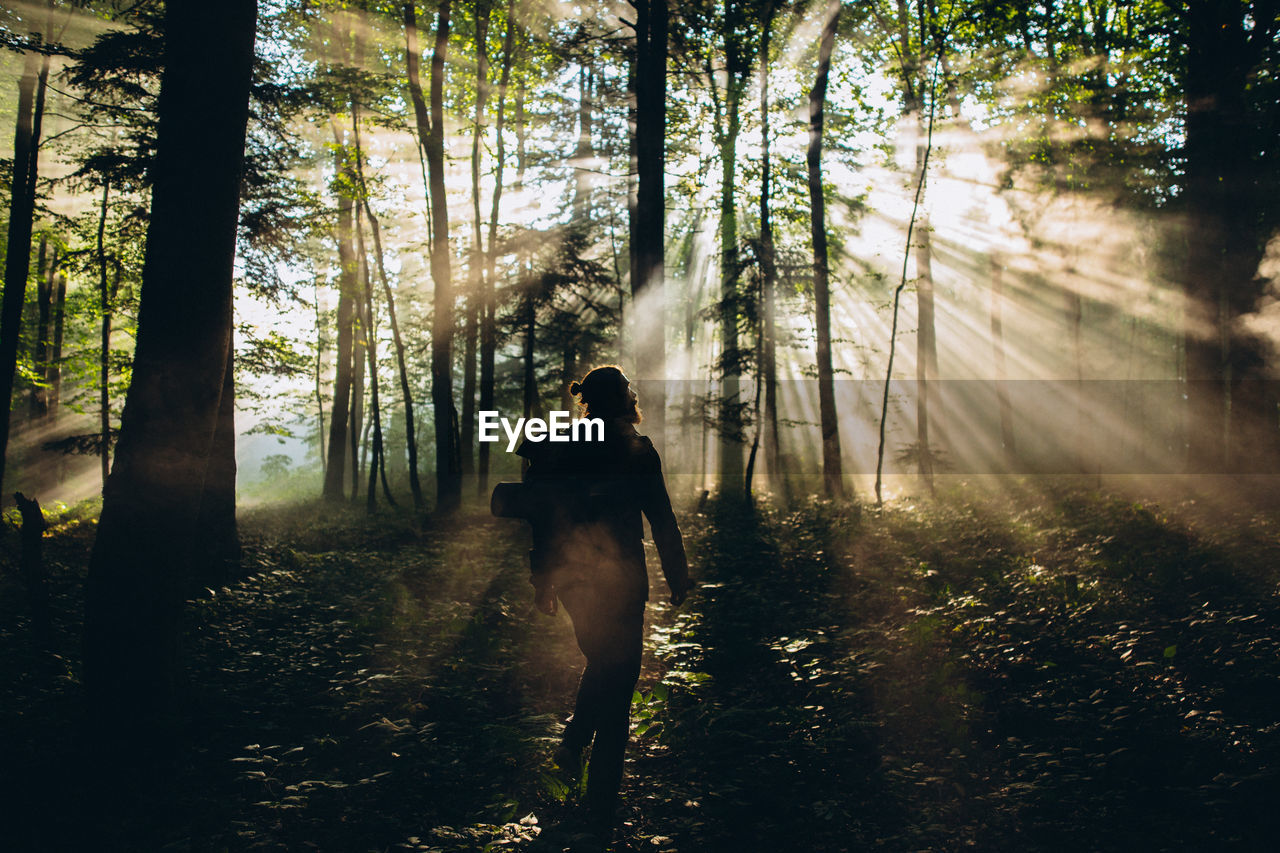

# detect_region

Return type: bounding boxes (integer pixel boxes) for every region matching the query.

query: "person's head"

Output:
[569,364,641,424]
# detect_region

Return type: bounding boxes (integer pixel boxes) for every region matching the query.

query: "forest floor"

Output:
[3,481,1280,852]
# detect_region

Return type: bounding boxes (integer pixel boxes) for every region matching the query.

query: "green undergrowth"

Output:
[2,486,1279,851]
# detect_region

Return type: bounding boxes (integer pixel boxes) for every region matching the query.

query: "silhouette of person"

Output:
[516,365,692,834]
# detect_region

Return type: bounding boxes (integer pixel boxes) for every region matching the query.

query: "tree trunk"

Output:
[479,0,516,495]
[314,280,327,474]
[358,220,391,513]
[31,235,51,419]
[193,343,240,591]
[631,0,668,451]
[350,244,366,503]
[97,181,113,490]
[574,66,593,221]
[522,292,537,421]
[715,71,743,491]
[424,0,461,511]
[84,0,256,726]
[989,254,1015,459]
[0,43,42,498]
[1180,2,1262,472]
[49,254,65,421]
[367,207,421,510]
[758,0,780,487]
[322,122,357,501]
[353,106,422,508]
[915,211,936,492]
[808,1,844,498]
[460,0,490,479]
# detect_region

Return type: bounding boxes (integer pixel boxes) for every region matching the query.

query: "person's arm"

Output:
[638,441,693,605]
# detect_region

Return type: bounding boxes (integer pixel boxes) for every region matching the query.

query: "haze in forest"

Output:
[2,0,1277,515]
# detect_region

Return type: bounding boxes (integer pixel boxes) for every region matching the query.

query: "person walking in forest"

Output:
[514,365,692,837]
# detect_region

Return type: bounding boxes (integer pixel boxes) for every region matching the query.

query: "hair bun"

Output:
[569,381,582,395]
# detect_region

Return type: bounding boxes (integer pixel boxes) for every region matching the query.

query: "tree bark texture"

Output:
[631,0,668,451]
[479,0,516,494]
[323,123,357,500]
[808,1,844,498]
[758,0,780,486]
[0,44,42,498]
[425,0,462,511]
[1180,1,1272,471]
[84,0,257,725]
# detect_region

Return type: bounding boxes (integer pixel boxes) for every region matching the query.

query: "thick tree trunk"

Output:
[193,343,240,591]
[0,44,42,498]
[479,0,516,495]
[323,123,357,501]
[425,0,461,511]
[1180,2,1266,472]
[631,0,668,451]
[84,0,256,725]
[808,2,844,498]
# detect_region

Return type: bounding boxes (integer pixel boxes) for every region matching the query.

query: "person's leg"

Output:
[557,584,605,755]
[583,598,645,827]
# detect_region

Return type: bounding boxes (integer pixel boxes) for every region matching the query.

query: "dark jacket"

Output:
[516,419,688,602]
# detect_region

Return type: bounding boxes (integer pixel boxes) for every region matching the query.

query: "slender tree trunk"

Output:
[49,256,65,420]
[358,221,391,512]
[425,0,461,511]
[631,0,668,451]
[574,66,593,221]
[0,43,42,498]
[522,293,537,420]
[715,77,743,491]
[314,279,327,475]
[515,77,527,186]
[84,0,256,726]
[460,0,490,479]
[460,302,478,473]
[744,303,764,499]
[323,122,357,501]
[1067,262,1084,471]
[808,1,844,498]
[32,235,51,419]
[915,210,936,492]
[758,0,780,487]
[479,0,516,495]
[989,254,1015,459]
[352,112,422,509]
[350,242,366,503]
[97,181,113,490]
